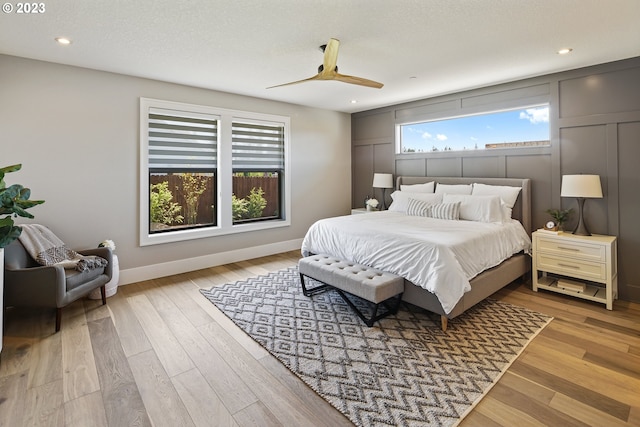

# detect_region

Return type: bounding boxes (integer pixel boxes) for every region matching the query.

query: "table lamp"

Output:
[372,173,394,210]
[560,174,603,236]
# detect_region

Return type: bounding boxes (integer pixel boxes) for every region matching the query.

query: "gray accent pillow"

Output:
[406,198,432,217]
[429,202,461,220]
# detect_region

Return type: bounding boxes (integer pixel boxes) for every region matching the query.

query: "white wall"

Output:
[1,55,351,283]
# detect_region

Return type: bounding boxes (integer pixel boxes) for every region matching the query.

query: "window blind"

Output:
[148,108,218,170]
[232,121,284,170]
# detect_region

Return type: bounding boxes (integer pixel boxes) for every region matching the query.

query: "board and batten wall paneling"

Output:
[352,110,395,209]
[352,142,394,209]
[426,157,462,177]
[617,121,640,301]
[352,111,394,141]
[395,157,426,177]
[460,83,550,110]
[558,125,609,235]
[506,154,553,230]
[352,56,640,302]
[395,99,458,123]
[461,156,502,177]
[559,66,640,118]
[353,145,374,209]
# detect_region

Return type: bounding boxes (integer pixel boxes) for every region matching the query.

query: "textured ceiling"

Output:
[1,0,639,113]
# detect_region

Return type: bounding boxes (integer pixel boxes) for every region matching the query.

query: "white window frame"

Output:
[140,98,291,246]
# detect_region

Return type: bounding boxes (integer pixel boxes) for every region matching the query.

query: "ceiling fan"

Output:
[267,38,383,89]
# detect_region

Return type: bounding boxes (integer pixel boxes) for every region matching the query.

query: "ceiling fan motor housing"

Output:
[318,64,338,73]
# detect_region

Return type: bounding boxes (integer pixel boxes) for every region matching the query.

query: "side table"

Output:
[532,231,617,309]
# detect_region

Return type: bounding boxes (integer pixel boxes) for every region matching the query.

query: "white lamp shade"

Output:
[561,174,603,198]
[372,173,394,189]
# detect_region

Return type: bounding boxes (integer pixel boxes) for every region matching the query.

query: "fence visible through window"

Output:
[149,174,279,230]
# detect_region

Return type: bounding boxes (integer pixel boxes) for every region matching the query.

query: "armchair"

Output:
[3,238,113,332]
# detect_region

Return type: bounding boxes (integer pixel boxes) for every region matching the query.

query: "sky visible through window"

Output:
[400,105,549,152]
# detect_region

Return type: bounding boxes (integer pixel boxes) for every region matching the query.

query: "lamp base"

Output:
[572,197,591,236]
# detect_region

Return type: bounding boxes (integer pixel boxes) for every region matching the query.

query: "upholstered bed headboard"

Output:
[396,176,532,235]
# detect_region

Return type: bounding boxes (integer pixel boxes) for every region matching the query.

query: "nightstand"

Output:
[532,231,617,310]
[351,208,378,214]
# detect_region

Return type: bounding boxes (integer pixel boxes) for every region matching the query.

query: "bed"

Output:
[301,176,532,330]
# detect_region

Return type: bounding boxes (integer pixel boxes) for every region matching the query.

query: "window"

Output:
[148,108,218,234]
[140,99,290,246]
[232,121,284,224]
[398,105,549,153]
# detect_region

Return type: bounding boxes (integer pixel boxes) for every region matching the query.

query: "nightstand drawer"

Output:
[536,253,605,281]
[536,236,605,262]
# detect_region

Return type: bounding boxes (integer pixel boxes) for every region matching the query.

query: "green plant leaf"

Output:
[0,163,44,248]
[0,217,21,248]
[0,164,21,174]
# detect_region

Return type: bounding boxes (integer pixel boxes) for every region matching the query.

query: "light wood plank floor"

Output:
[1,250,638,426]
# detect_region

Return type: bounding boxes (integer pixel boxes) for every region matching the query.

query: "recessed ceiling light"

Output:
[55,37,72,45]
[351,100,357,104]
[557,48,573,55]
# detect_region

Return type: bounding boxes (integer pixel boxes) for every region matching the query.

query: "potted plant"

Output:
[1,163,44,355]
[1,164,45,247]
[365,198,379,211]
[546,208,573,231]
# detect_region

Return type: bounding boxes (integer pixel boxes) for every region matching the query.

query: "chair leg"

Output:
[100,285,107,305]
[55,308,62,332]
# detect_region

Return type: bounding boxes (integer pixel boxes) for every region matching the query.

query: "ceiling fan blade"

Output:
[266,74,321,89]
[321,38,340,77]
[334,73,384,89]
[267,37,384,89]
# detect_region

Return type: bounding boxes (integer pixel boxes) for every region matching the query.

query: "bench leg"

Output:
[299,273,331,297]
[336,289,403,327]
[384,292,404,315]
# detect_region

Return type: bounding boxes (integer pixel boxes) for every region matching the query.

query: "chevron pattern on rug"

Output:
[201,267,552,427]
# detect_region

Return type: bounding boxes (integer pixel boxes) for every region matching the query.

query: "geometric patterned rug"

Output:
[201,267,552,427]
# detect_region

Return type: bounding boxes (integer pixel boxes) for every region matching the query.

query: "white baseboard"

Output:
[119,238,303,285]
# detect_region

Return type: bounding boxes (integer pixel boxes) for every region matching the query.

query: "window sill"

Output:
[140,219,291,246]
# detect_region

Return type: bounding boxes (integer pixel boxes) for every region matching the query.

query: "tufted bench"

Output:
[298,254,404,326]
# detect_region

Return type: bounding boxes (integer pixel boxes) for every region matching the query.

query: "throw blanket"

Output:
[18,224,108,272]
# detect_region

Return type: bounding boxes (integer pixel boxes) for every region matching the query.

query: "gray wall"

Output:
[1,55,352,280]
[352,56,640,302]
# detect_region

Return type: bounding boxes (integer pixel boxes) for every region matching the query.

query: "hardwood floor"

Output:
[1,249,638,426]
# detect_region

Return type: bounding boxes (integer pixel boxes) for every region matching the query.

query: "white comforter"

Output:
[301,211,531,314]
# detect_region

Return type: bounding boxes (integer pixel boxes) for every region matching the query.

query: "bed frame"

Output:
[396,176,532,330]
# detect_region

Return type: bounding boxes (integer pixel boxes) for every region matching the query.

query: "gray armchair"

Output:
[3,238,113,332]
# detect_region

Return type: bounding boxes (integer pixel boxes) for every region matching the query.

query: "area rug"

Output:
[200,267,552,427]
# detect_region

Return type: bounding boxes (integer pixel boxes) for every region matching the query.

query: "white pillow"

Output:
[442,194,503,223]
[435,183,473,195]
[472,183,521,209]
[400,181,435,193]
[389,191,443,213]
[472,183,521,220]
